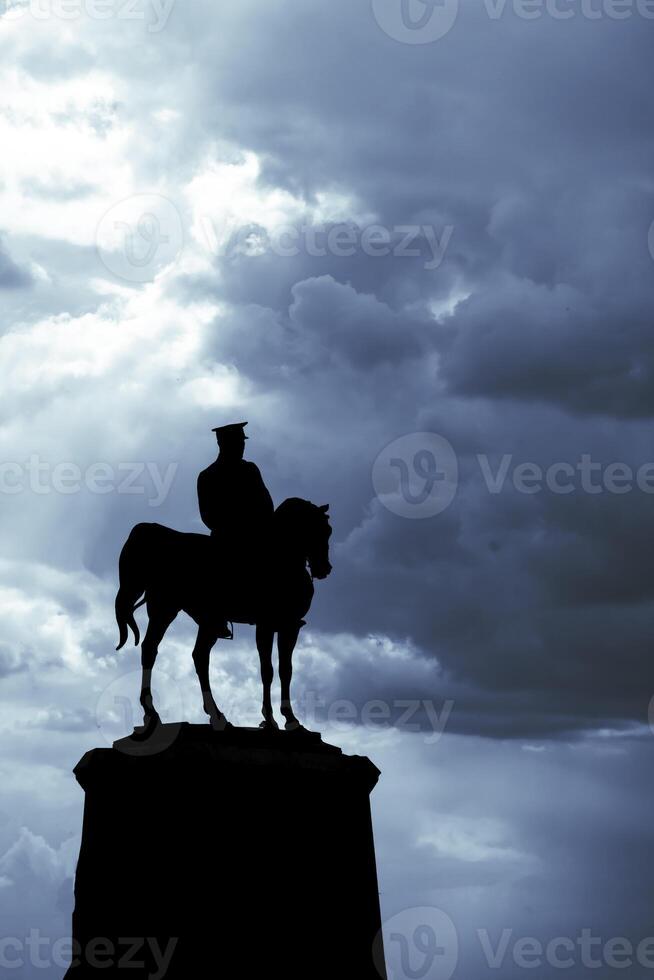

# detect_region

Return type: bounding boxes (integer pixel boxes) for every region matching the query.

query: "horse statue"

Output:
[114,498,332,734]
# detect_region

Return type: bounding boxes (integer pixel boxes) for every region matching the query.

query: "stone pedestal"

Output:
[65,723,387,979]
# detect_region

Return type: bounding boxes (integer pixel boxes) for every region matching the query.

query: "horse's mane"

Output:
[274,497,313,530]
[275,497,313,517]
[274,497,330,533]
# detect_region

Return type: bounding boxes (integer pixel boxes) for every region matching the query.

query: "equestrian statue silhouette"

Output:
[114,423,332,733]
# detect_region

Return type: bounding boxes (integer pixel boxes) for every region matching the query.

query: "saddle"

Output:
[209,540,265,625]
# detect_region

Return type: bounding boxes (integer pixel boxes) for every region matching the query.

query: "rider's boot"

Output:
[215,618,233,639]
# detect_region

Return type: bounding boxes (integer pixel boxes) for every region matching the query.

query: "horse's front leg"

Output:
[256,624,278,730]
[278,623,301,731]
[192,624,230,731]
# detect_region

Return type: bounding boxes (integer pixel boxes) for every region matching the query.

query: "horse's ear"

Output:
[319,504,329,513]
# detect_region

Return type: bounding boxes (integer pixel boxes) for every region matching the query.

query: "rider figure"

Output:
[197,422,274,636]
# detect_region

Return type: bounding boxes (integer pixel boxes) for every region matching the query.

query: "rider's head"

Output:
[213,421,248,460]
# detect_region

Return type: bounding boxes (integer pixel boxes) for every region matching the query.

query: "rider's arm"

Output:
[197,470,217,530]
[248,462,274,513]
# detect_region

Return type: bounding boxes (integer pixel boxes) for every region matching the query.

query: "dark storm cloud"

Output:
[167,239,654,738]
[194,274,433,375]
[172,0,654,426]
[155,3,654,741]
[306,394,654,737]
[369,732,654,980]
[187,222,458,314]
[163,262,654,739]
[437,197,654,416]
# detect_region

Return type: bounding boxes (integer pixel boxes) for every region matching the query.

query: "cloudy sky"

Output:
[1,0,654,976]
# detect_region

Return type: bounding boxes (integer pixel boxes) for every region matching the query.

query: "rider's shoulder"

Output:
[197,460,222,483]
[199,458,259,478]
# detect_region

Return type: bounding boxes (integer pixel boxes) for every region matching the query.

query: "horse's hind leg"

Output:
[256,624,278,730]
[192,624,230,731]
[140,607,177,727]
[278,623,301,731]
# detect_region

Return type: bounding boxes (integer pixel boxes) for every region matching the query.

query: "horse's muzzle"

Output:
[311,560,332,580]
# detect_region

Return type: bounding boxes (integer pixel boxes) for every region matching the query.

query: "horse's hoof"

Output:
[209,716,232,732]
[284,720,305,733]
[131,713,161,741]
[259,719,280,731]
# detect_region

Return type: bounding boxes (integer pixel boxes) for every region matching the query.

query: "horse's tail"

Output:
[115,523,153,651]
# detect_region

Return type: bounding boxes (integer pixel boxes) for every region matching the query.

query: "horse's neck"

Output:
[271,525,306,571]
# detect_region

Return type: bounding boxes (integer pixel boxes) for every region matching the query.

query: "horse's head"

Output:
[275,498,333,579]
[306,502,333,580]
